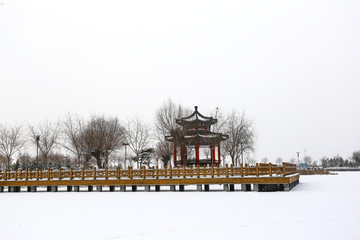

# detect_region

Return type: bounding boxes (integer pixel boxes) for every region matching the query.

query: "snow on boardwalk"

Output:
[1,172,359,240]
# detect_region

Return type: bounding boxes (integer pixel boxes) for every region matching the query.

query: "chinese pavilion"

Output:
[165,106,228,166]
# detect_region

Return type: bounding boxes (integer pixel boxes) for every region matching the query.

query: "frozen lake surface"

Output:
[1,172,359,240]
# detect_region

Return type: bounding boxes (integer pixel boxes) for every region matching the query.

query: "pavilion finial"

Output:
[194,106,198,111]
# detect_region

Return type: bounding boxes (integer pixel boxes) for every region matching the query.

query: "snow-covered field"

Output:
[1,172,359,240]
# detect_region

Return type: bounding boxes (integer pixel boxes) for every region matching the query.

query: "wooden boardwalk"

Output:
[0,163,299,192]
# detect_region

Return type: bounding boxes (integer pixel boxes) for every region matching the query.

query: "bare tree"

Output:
[84,115,125,168]
[125,117,150,168]
[223,111,255,166]
[247,157,256,166]
[154,99,190,167]
[304,155,313,166]
[261,157,268,164]
[0,124,25,169]
[209,107,228,166]
[154,141,172,168]
[352,150,360,166]
[28,120,61,168]
[275,157,283,165]
[62,113,87,167]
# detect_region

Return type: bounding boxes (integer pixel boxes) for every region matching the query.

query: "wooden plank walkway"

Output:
[0,163,299,192]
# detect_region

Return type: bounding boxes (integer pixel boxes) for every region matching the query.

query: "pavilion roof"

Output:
[165,130,228,144]
[176,106,217,126]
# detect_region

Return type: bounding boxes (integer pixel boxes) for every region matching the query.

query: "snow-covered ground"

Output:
[1,172,359,240]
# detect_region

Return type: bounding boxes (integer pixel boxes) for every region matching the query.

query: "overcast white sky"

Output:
[1,0,359,162]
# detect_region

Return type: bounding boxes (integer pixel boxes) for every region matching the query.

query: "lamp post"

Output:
[296,152,300,168]
[36,135,40,167]
[85,141,91,168]
[123,142,129,168]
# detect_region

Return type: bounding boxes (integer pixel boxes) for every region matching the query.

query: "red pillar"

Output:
[212,142,216,165]
[174,144,177,165]
[218,143,221,165]
[196,142,199,165]
[180,145,183,166]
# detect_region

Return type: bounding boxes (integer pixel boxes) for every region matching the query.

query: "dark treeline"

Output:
[0,99,255,170]
[321,151,360,168]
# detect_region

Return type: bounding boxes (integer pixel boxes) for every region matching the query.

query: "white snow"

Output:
[1,172,359,240]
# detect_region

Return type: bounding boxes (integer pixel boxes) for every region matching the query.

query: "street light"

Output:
[123,142,129,168]
[296,152,300,167]
[36,135,40,167]
[85,141,91,168]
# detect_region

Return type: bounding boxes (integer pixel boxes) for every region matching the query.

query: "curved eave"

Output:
[165,132,229,143]
[176,106,216,125]
[176,118,217,126]
[165,136,175,142]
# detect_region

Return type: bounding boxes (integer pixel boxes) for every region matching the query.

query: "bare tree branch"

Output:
[0,124,25,169]
[84,115,125,168]
[154,99,191,167]
[62,113,87,167]
[28,120,61,168]
[223,111,255,166]
[125,117,150,168]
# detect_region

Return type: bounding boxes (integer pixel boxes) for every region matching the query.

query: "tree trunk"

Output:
[231,155,235,166]
[96,157,102,169]
[136,153,139,169]
[6,157,11,170]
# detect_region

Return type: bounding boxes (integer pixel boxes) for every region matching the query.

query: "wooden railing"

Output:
[0,163,297,182]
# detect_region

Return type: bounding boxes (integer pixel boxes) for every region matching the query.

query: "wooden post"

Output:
[15,169,18,180]
[226,164,229,178]
[231,164,234,176]
[117,166,121,179]
[129,166,133,179]
[26,169,29,180]
[203,165,207,177]
[143,166,146,179]
[169,165,172,179]
[240,163,244,177]
[197,164,200,178]
[269,162,273,176]
[190,165,193,177]
[48,169,51,180]
[93,167,97,180]
[156,166,159,179]
[36,169,40,180]
[19,169,23,180]
[245,164,248,176]
[82,168,85,180]
[70,168,73,180]
[183,165,186,179]
[282,164,286,176]
[217,164,220,177]
[105,167,108,180]
[59,168,62,180]
[256,163,259,177]
[211,165,214,178]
